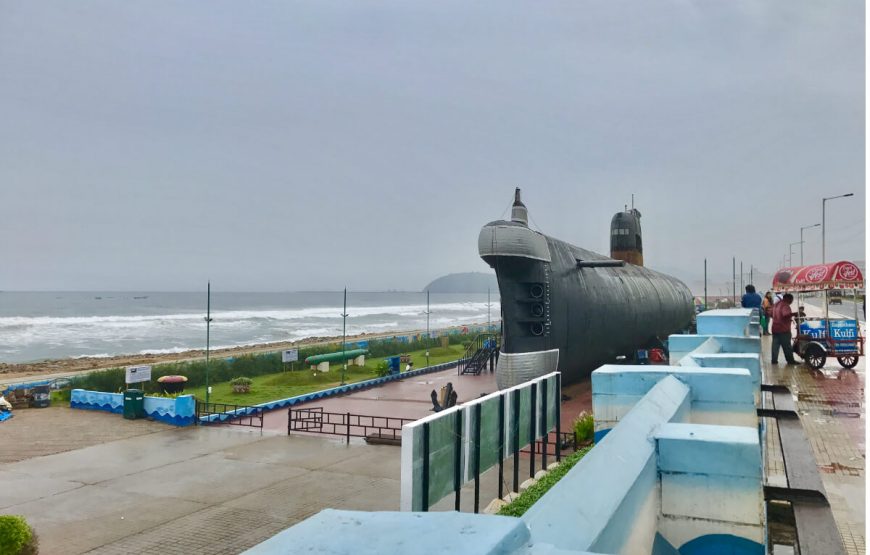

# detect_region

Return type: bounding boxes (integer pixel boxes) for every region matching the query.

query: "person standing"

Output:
[761,292,774,336]
[741,285,763,335]
[771,293,798,365]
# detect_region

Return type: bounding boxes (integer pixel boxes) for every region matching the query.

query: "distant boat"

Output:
[133,296,149,300]
[94,296,102,300]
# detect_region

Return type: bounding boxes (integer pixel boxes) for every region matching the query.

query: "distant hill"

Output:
[424,272,499,294]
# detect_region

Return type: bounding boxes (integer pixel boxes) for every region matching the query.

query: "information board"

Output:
[125,365,152,384]
[282,349,299,363]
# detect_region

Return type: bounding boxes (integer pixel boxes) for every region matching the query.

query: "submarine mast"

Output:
[610,195,643,266]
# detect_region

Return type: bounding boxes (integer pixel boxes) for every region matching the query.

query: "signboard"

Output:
[799,319,859,353]
[282,349,299,363]
[125,365,152,384]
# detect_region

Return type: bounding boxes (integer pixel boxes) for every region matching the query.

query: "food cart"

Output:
[772,260,864,370]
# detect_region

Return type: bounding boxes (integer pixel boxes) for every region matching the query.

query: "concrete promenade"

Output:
[1,426,403,554]
[763,303,865,555]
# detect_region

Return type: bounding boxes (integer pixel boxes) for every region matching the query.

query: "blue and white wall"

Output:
[70,389,196,426]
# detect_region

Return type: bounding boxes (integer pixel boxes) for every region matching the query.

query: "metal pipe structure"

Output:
[479,189,693,387]
[822,193,854,263]
[800,223,820,266]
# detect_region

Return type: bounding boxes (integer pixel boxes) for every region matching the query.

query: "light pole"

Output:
[703,258,707,310]
[822,193,854,263]
[341,288,348,386]
[799,223,820,266]
[204,281,213,405]
[424,290,431,368]
[789,242,802,267]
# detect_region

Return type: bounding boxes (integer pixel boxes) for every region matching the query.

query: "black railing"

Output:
[196,400,264,429]
[521,430,577,457]
[288,407,415,443]
[458,333,500,375]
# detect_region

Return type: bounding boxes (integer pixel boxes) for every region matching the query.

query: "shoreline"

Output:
[0,322,497,383]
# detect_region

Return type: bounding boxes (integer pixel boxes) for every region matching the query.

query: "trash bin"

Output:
[123,389,145,420]
[30,385,51,408]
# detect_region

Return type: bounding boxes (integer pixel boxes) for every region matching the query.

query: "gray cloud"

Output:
[0,0,864,291]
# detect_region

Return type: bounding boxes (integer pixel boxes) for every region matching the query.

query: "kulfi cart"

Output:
[771,260,864,370]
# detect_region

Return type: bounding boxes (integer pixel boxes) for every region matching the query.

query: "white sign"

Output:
[125,365,152,384]
[282,349,299,363]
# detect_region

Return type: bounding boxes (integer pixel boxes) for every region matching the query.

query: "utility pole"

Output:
[204,281,213,406]
[732,257,736,305]
[341,288,348,386]
[740,261,744,292]
[425,290,431,368]
[703,258,707,311]
[800,223,821,266]
[822,193,854,263]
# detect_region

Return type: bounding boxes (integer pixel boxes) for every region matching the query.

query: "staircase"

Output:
[458,333,500,376]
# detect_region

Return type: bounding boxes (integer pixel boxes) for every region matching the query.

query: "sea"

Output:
[0,291,501,364]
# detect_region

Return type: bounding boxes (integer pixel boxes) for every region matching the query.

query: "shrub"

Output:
[497,446,592,517]
[375,360,391,378]
[0,515,37,555]
[230,376,252,393]
[573,411,594,444]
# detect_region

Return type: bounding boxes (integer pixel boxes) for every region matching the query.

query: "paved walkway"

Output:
[762,311,865,555]
[1,425,401,554]
[0,406,167,463]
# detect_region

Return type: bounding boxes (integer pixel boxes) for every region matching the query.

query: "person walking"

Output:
[741,285,763,335]
[771,293,798,365]
[761,292,774,336]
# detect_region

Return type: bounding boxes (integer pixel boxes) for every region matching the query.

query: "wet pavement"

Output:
[762,311,865,555]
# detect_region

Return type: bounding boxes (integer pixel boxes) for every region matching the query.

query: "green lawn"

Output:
[185,344,466,406]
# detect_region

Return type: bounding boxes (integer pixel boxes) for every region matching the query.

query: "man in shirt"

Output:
[771,293,798,365]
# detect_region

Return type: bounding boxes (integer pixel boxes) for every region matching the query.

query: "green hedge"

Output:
[0,515,37,555]
[67,332,471,394]
[496,446,592,517]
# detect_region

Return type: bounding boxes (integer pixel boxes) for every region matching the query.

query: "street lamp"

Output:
[822,193,854,263]
[341,288,348,386]
[789,242,802,267]
[799,223,820,266]
[204,281,213,406]
[424,290,431,368]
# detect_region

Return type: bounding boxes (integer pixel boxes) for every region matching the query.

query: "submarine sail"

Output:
[479,189,694,388]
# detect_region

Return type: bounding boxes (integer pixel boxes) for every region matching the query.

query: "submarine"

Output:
[479,189,694,388]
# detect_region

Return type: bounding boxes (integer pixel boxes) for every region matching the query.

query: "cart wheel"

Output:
[837,355,859,369]
[804,344,826,370]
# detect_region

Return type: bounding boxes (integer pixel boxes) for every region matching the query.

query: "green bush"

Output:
[230,377,253,386]
[497,446,592,517]
[0,515,37,555]
[573,411,594,444]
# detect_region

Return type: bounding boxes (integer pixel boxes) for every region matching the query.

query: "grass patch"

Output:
[184,344,465,405]
[573,411,594,444]
[496,446,592,517]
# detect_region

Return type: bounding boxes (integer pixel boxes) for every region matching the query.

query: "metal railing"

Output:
[288,407,415,443]
[458,332,499,375]
[196,400,264,429]
[521,430,578,457]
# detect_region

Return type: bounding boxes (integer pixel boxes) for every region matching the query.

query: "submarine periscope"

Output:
[479,189,694,388]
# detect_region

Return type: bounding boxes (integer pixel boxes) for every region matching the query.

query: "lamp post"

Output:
[341,288,348,386]
[703,258,707,311]
[789,242,802,267]
[424,290,431,368]
[799,223,820,266]
[822,193,854,263]
[204,281,213,406]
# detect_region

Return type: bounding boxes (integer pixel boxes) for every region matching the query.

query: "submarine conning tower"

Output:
[610,207,643,266]
[479,190,694,389]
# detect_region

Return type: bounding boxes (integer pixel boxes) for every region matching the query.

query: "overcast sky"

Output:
[0,0,864,292]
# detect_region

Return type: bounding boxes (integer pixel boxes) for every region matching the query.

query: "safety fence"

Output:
[288,407,415,443]
[196,400,264,429]
[400,372,562,513]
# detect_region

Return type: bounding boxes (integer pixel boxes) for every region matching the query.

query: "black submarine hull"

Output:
[479,220,694,387]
